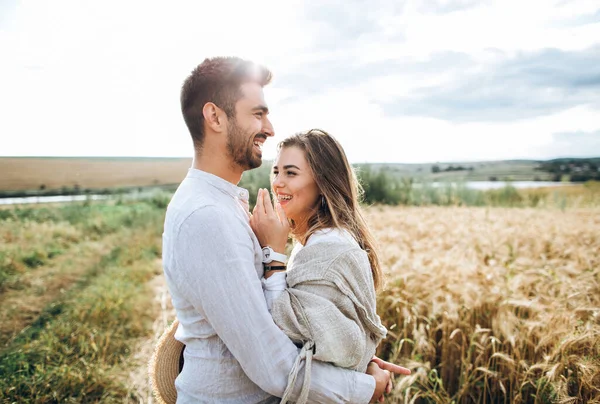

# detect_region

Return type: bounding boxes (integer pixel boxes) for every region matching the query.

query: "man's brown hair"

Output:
[180,57,272,148]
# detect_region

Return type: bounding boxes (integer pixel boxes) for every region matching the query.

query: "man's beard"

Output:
[226,118,262,170]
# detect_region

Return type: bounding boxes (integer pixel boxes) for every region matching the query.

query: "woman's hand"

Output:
[250,188,290,253]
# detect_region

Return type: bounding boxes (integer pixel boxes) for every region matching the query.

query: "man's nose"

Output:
[263,118,274,137]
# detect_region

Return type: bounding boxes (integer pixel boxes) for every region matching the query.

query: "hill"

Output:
[0,156,598,196]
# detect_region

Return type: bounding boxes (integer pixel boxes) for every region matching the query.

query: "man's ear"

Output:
[202,102,226,133]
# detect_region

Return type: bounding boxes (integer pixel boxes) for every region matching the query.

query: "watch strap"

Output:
[264,265,287,272]
[268,250,288,264]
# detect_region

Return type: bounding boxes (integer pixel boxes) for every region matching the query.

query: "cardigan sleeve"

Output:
[271,280,367,370]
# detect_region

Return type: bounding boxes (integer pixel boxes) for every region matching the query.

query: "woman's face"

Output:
[271,146,320,225]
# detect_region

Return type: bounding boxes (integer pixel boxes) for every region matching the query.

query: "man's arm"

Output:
[172,207,377,403]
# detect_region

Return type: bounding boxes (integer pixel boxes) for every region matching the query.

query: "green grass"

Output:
[0,198,167,403]
[0,235,161,402]
[0,194,171,292]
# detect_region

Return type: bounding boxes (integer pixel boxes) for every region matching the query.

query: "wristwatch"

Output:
[261,246,288,264]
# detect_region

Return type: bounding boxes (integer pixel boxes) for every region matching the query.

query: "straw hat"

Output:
[149,319,185,404]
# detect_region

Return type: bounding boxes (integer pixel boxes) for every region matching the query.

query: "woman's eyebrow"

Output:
[272,164,301,170]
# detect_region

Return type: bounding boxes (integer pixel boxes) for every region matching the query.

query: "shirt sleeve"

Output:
[171,206,375,403]
[262,272,287,312]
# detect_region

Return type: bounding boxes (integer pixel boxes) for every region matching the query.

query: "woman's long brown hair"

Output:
[277,129,384,290]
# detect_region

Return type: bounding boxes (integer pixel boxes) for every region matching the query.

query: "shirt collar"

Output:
[186,168,249,203]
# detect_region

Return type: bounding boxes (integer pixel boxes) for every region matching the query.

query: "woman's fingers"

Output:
[253,189,261,215]
[261,188,276,217]
[274,198,288,227]
[251,189,289,250]
[257,189,267,215]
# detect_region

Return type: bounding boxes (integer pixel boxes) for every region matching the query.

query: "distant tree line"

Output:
[431,165,474,173]
[535,158,600,182]
[237,162,600,207]
[356,166,411,205]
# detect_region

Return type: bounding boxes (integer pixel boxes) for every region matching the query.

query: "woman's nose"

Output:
[272,175,283,189]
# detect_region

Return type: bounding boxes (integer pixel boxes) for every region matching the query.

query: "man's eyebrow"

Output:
[252,105,269,114]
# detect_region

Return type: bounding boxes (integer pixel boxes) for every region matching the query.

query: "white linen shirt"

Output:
[162,168,375,404]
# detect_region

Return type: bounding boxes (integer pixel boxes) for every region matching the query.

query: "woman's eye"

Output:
[286,171,296,176]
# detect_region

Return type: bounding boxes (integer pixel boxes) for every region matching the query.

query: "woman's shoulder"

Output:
[305,227,358,248]
[294,230,367,271]
[291,233,373,291]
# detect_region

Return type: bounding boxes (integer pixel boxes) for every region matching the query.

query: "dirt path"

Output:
[125,270,176,403]
[0,235,119,347]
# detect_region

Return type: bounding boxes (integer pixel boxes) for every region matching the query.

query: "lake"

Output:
[440,181,574,190]
[0,181,575,205]
[0,194,111,205]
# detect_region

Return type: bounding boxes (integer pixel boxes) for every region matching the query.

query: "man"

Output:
[162,56,401,403]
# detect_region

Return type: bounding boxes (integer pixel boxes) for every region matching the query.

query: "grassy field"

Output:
[0,189,598,403]
[0,156,577,194]
[0,195,171,403]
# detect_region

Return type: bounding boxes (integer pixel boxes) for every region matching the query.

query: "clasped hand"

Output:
[249,189,289,254]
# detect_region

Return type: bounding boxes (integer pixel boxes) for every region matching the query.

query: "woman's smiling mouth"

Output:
[277,194,293,203]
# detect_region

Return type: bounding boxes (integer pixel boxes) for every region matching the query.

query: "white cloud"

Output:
[0,0,599,161]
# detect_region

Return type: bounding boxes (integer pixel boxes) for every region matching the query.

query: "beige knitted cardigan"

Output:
[271,240,387,404]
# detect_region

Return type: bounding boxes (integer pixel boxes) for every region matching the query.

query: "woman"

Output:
[250,129,391,404]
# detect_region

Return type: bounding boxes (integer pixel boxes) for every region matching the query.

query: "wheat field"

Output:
[368,206,600,403]
[1,199,598,403]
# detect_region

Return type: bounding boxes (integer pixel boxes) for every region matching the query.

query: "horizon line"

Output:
[1,155,599,165]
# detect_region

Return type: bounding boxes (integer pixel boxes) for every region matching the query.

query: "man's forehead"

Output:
[239,82,267,105]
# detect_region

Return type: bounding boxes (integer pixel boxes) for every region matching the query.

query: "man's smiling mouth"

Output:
[253,135,266,151]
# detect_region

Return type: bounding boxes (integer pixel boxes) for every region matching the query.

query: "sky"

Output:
[0,0,599,163]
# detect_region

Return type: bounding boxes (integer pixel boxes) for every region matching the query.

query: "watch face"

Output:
[262,247,272,263]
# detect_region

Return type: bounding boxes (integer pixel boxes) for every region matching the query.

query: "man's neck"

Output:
[192,150,243,185]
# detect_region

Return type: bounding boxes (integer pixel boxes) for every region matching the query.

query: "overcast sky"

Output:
[1,0,599,163]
